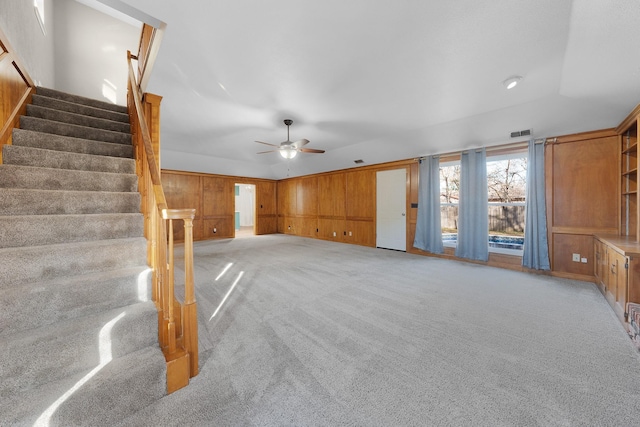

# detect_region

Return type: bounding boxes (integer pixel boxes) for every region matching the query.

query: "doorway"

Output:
[235,183,256,237]
[376,169,407,251]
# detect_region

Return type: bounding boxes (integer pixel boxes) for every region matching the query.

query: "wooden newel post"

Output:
[182,212,199,377]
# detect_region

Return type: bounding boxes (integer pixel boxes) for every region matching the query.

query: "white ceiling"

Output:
[66,0,640,179]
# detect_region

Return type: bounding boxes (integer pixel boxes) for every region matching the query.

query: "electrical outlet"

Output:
[581,257,587,263]
[572,253,580,262]
[213,228,217,233]
[333,231,336,237]
[349,231,352,236]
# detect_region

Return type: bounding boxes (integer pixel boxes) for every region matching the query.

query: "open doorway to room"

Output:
[235,183,256,237]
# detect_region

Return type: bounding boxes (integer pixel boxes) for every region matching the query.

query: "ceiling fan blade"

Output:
[255,140,279,147]
[256,150,278,154]
[292,138,310,148]
[298,148,325,154]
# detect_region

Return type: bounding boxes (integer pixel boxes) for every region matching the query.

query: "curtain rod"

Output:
[415,137,556,161]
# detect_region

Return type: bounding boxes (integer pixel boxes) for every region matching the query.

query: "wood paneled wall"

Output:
[278,166,383,246]
[0,27,35,163]
[161,170,277,241]
[546,129,619,280]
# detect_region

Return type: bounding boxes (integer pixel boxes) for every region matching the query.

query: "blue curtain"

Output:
[522,140,550,270]
[414,156,444,254]
[455,148,488,261]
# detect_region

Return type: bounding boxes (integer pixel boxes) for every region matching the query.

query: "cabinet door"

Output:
[607,252,619,304]
[629,257,640,308]
[608,251,628,319]
[614,253,628,313]
[594,240,605,290]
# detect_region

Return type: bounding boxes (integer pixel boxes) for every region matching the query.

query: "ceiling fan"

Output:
[256,119,325,159]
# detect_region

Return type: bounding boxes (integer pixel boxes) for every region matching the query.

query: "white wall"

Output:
[236,185,255,227]
[0,0,55,87]
[53,0,140,106]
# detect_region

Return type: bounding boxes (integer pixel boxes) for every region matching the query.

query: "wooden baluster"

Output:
[166,218,176,354]
[156,209,167,348]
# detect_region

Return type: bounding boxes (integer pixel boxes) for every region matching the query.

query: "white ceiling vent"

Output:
[510,129,532,138]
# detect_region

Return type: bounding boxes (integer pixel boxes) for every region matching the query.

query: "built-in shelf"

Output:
[621,118,639,240]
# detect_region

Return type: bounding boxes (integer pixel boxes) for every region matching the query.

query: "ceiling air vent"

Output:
[511,129,532,138]
[354,159,364,164]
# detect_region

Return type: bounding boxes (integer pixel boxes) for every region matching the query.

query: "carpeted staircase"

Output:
[0,88,166,425]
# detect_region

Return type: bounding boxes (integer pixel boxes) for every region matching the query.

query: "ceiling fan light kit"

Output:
[256,119,325,159]
[503,75,523,89]
[280,147,297,159]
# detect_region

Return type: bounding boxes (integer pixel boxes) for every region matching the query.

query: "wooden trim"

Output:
[138,23,166,93]
[278,158,416,182]
[616,102,640,134]
[550,227,619,235]
[408,246,526,272]
[551,128,617,144]
[161,168,278,184]
[0,27,35,163]
[0,84,32,151]
[551,271,597,283]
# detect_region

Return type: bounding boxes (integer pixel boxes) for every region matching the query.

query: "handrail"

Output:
[127,51,166,209]
[127,50,198,391]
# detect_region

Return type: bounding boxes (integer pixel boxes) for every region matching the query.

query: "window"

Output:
[439,150,527,255]
[439,161,460,246]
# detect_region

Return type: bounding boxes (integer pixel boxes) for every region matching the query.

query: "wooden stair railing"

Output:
[127,49,198,393]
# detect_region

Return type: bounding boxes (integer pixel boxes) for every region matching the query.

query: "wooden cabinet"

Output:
[594,235,640,324]
[592,104,640,326]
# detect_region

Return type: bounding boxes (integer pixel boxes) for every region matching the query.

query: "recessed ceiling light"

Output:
[503,75,523,90]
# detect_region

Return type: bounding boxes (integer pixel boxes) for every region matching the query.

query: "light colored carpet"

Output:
[120,234,640,426]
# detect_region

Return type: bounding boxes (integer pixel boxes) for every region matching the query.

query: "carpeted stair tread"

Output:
[1,345,166,426]
[12,128,133,158]
[0,213,143,248]
[36,86,128,114]
[3,144,135,174]
[32,93,129,123]
[0,164,138,192]
[27,104,131,134]
[0,237,147,289]
[20,116,131,145]
[0,188,140,215]
[0,265,151,336]
[0,301,159,397]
